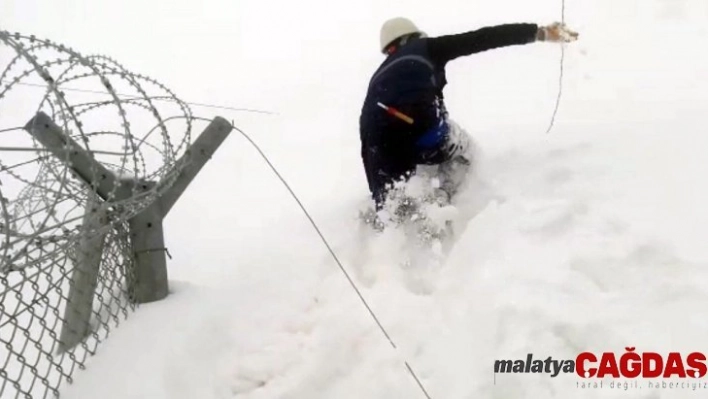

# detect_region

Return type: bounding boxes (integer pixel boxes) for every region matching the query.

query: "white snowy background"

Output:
[4,0,708,397]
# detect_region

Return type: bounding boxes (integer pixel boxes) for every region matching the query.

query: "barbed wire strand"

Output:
[1,79,278,116]
[545,0,567,135]
[193,115,434,399]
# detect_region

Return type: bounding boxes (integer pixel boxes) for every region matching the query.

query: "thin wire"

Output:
[0,126,26,134]
[0,156,47,172]
[201,116,434,399]
[1,80,277,116]
[0,146,127,156]
[545,0,567,135]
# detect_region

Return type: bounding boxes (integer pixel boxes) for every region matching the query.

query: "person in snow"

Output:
[359,18,579,210]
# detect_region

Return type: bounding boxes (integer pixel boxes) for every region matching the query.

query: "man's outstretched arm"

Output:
[427,23,539,64]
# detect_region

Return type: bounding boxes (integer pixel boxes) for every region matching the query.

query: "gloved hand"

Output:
[537,22,579,42]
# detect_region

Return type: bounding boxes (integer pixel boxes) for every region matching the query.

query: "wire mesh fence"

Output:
[0,222,134,398]
[0,30,198,398]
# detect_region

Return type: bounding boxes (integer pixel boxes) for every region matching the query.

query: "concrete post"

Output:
[127,190,168,303]
[24,113,233,311]
[23,113,134,201]
[127,117,232,303]
[58,194,108,352]
[158,117,232,215]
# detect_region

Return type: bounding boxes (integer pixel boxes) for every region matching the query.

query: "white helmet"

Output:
[379,17,427,53]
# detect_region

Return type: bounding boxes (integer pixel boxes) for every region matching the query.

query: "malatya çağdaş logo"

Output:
[494,348,708,379]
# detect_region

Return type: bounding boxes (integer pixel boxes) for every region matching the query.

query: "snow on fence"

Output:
[0,31,232,398]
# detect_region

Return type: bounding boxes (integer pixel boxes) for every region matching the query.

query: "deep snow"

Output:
[5,0,708,397]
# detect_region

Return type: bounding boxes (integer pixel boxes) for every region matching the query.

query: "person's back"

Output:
[360,36,444,205]
[361,37,444,141]
[359,17,578,210]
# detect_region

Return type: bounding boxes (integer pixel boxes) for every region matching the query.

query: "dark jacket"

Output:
[360,23,539,207]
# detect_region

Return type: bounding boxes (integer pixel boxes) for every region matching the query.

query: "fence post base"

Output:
[128,202,168,304]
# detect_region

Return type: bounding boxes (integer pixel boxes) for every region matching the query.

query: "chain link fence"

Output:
[0,30,209,398]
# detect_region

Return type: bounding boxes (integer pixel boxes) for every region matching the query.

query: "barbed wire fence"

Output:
[0,30,233,398]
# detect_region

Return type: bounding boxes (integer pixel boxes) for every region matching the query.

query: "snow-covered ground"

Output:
[6,0,708,397]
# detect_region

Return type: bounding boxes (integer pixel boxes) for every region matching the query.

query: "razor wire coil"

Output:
[0,30,202,398]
